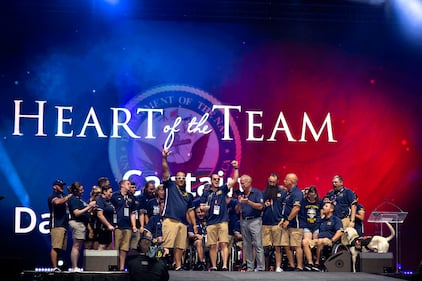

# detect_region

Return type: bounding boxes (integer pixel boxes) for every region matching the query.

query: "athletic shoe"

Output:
[70,267,82,272]
[221,267,228,271]
[311,265,320,272]
[254,268,264,272]
[284,265,295,271]
[53,268,61,272]
[208,267,217,272]
[276,267,283,272]
[304,265,312,271]
[175,267,184,271]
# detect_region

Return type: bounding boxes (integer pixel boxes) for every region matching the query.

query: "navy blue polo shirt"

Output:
[200,184,230,225]
[111,191,135,229]
[145,214,163,239]
[188,217,206,235]
[48,191,69,228]
[162,179,194,225]
[319,215,343,239]
[262,188,286,226]
[146,198,160,218]
[68,196,90,225]
[282,186,303,228]
[96,195,116,226]
[325,187,356,219]
[239,187,264,219]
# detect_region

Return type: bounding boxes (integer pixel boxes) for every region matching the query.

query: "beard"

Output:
[264,184,278,200]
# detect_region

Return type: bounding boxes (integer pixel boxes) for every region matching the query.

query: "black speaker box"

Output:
[84,249,118,271]
[324,251,351,272]
[358,252,393,273]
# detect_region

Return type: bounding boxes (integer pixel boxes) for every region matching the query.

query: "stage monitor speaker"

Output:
[358,252,393,273]
[324,251,351,272]
[84,249,118,271]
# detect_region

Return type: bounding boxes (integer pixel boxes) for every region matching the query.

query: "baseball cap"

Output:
[53,179,66,187]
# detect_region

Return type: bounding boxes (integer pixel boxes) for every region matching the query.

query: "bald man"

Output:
[279,173,304,271]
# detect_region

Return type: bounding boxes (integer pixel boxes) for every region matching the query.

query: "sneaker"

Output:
[53,268,61,273]
[70,267,82,272]
[294,267,303,271]
[175,266,184,271]
[304,265,312,271]
[285,265,295,271]
[311,265,320,272]
[208,267,217,272]
[221,267,228,271]
[276,267,283,272]
[254,268,264,272]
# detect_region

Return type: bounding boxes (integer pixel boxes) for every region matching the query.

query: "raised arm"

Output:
[162,149,171,181]
[227,160,239,189]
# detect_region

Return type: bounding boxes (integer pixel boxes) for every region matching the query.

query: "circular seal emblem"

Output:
[108,85,242,194]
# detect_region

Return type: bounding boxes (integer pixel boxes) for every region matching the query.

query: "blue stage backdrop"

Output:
[0,1,421,271]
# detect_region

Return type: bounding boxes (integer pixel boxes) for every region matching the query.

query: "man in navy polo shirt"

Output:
[48,179,72,272]
[262,173,286,272]
[200,160,239,271]
[161,149,197,271]
[111,179,137,271]
[315,202,343,268]
[236,174,264,272]
[280,173,304,271]
[324,175,357,244]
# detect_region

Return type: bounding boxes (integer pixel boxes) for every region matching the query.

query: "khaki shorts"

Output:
[303,238,317,248]
[130,230,141,249]
[69,220,86,240]
[206,222,229,246]
[162,218,188,250]
[319,237,333,247]
[115,229,132,251]
[51,227,67,250]
[281,228,304,247]
[262,225,283,247]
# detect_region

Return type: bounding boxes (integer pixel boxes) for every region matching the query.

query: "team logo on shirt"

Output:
[109,85,242,189]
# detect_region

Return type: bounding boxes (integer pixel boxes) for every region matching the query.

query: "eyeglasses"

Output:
[212,178,220,181]
[176,177,186,181]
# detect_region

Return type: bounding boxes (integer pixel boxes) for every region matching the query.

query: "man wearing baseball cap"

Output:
[48,179,72,272]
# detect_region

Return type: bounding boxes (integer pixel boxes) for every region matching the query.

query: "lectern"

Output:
[368,209,407,273]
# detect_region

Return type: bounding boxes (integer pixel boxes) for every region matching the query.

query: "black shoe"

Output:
[304,265,312,271]
[221,267,228,272]
[294,267,303,271]
[311,265,320,272]
[197,263,206,271]
[175,267,184,271]
[285,266,295,271]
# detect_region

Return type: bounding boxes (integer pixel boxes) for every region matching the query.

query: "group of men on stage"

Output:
[48,148,363,275]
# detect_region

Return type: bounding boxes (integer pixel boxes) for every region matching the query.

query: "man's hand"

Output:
[162,149,171,158]
[238,195,248,204]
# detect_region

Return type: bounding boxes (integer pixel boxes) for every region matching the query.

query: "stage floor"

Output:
[19,270,409,281]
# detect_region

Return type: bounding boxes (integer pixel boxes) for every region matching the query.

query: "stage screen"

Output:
[0,1,421,272]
